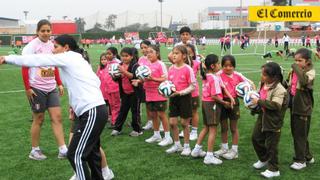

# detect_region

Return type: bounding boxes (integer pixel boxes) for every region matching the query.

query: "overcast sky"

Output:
[1,0,266,23]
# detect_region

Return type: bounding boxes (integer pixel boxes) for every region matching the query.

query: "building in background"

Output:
[0,17,25,34]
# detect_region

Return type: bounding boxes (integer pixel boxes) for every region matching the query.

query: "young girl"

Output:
[306,35,311,48]
[287,48,315,170]
[251,62,288,178]
[215,55,255,160]
[141,45,173,146]
[191,54,229,165]
[165,45,196,156]
[111,47,143,136]
[21,19,67,160]
[138,40,154,131]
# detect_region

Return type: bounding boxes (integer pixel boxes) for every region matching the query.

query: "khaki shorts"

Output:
[220,98,240,121]
[202,101,221,126]
[169,94,192,119]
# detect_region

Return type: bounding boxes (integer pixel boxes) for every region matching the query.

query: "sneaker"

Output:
[290,162,306,170]
[166,144,183,154]
[69,174,77,180]
[307,158,315,164]
[58,151,68,159]
[260,169,280,178]
[103,168,114,180]
[129,131,143,137]
[189,131,198,141]
[222,149,238,160]
[181,146,191,156]
[159,123,164,132]
[191,148,206,158]
[214,148,228,157]
[29,150,47,161]
[111,130,121,136]
[145,135,162,143]
[158,137,173,147]
[142,121,153,130]
[253,160,268,169]
[179,131,184,138]
[204,155,223,165]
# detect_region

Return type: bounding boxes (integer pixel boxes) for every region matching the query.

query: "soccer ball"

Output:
[135,65,151,80]
[243,91,260,109]
[108,63,121,78]
[158,80,176,97]
[236,82,253,97]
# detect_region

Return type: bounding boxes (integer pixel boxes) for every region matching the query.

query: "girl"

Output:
[287,48,315,170]
[215,55,255,160]
[111,47,143,137]
[251,62,288,178]
[138,40,154,131]
[21,19,67,160]
[2,34,109,180]
[306,35,311,48]
[141,45,173,146]
[165,45,196,156]
[191,54,230,165]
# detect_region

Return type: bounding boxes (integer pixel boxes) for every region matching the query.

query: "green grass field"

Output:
[0,44,319,180]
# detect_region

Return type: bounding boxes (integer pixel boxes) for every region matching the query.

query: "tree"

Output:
[94,23,103,29]
[74,17,86,33]
[117,23,151,32]
[271,0,287,6]
[104,14,117,31]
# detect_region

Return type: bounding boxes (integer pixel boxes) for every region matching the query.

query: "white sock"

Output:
[154,131,161,137]
[222,143,229,150]
[102,166,109,173]
[174,141,181,146]
[32,146,40,152]
[191,127,198,133]
[59,145,68,154]
[148,120,153,124]
[232,145,238,152]
[164,131,171,139]
[207,152,213,156]
[184,143,190,148]
[195,144,202,149]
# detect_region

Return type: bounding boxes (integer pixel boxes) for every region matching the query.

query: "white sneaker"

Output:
[158,137,173,147]
[145,135,162,143]
[159,123,164,132]
[253,160,268,169]
[290,162,306,170]
[29,150,47,161]
[142,121,153,130]
[69,174,77,180]
[111,130,121,136]
[129,131,143,137]
[307,158,315,164]
[179,131,184,138]
[222,149,238,160]
[103,168,114,180]
[204,155,223,165]
[189,131,198,141]
[181,146,191,156]
[260,169,280,178]
[214,148,228,157]
[191,148,206,158]
[166,144,183,154]
[58,151,68,159]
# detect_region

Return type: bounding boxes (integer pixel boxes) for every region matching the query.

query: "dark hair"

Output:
[179,26,191,35]
[37,19,51,32]
[140,40,151,47]
[261,62,283,85]
[186,44,196,61]
[173,45,189,65]
[54,34,90,62]
[131,47,139,63]
[221,55,236,68]
[200,54,219,80]
[99,53,107,69]
[149,44,161,60]
[295,48,312,63]
[120,47,138,71]
[107,47,120,60]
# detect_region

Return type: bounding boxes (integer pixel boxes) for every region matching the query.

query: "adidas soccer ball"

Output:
[135,65,151,80]
[158,80,176,97]
[108,63,121,78]
[243,91,260,109]
[236,82,253,97]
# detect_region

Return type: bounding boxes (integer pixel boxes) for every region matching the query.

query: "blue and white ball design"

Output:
[135,65,151,80]
[236,82,253,97]
[108,63,121,78]
[243,91,260,109]
[158,80,176,97]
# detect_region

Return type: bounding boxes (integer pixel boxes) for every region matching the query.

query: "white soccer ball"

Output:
[243,91,260,109]
[236,82,253,98]
[108,63,121,78]
[158,80,176,97]
[135,65,151,80]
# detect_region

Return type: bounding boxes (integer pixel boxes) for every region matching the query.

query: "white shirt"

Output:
[174,41,199,55]
[283,35,290,42]
[5,51,105,116]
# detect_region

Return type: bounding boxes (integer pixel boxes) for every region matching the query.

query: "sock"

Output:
[174,141,181,146]
[195,144,202,149]
[148,120,153,124]
[184,143,190,148]
[191,127,198,133]
[232,145,238,152]
[59,145,68,154]
[154,131,160,137]
[164,131,171,139]
[222,143,229,150]
[207,152,213,156]
[32,146,40,152]
[102,166,109,173]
